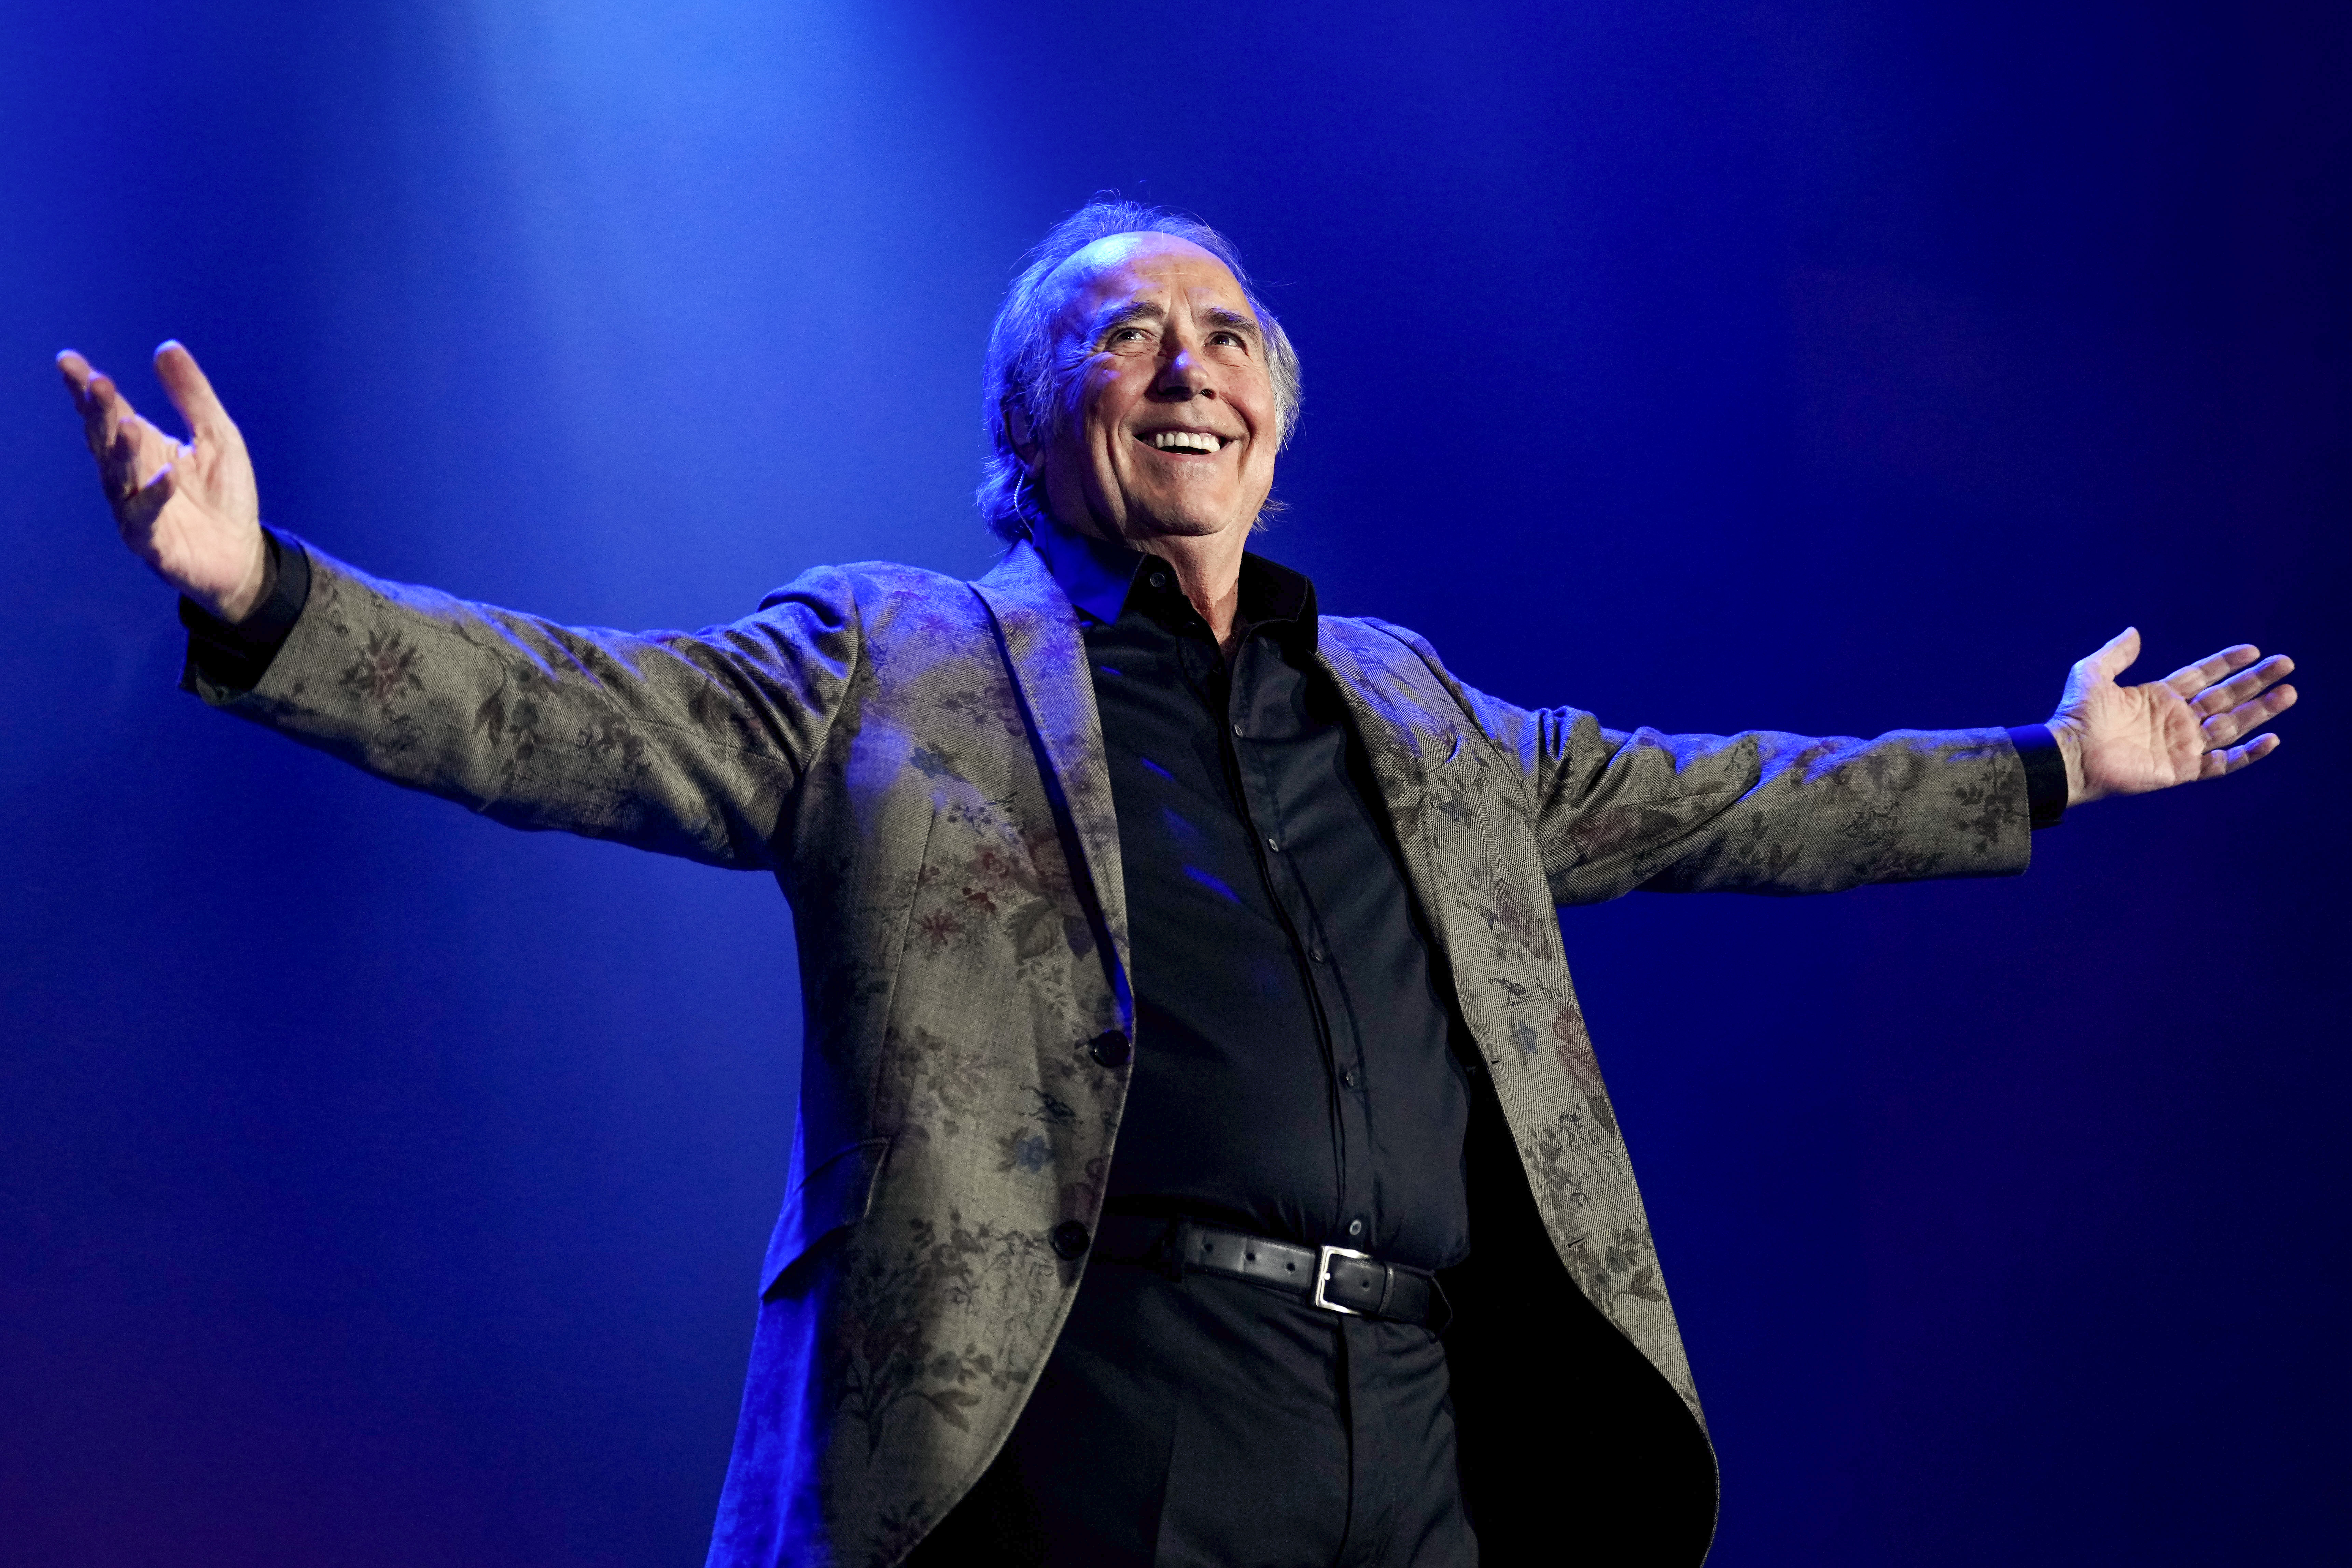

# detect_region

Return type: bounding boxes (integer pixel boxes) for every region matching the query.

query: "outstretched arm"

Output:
[55,343,863,872]
[1391,617,2298,905]
[2046,629,2294,805]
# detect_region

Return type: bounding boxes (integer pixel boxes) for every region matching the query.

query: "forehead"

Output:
[1048,233,1254,324]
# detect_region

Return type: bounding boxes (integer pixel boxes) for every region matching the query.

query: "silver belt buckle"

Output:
[1312,1244,1371,1315]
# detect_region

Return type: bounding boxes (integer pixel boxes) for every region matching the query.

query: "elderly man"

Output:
[59,201,2293,1568]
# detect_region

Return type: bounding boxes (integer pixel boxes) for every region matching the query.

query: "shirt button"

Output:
[1341,1069,1358,1088]
[1310,946,1328,964]
[1231,721,1245,738]
[1265,835,1281,853]
[1051,1221,1092,1259]
[1347,1219,1365,1238]
[1088,1029,1130,1068]
[1148,570,1169,589]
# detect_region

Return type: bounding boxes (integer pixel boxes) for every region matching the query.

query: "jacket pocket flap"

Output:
[759,1137,891,1298]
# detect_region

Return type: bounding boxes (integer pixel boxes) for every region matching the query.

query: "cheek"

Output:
[1079,368,1144,438]
[1235,378,1279,444]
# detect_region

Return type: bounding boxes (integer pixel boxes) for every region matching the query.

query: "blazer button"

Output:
[1051,1221,1092,1259]
[1088,1029,1131,1068]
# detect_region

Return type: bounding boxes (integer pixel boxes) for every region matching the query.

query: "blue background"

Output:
[3,0,2344,1561]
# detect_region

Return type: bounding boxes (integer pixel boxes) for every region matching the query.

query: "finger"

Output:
[85,372,131,471]
[2201,682,2297,747]
[72,372,111,456]
[106,415,155,503]
[2165,644,2262,698]
[120,464,177,533]
[2082,627,2139,683]
[115,416,182,495]
[2190,653,2293,716]
[2198,731,2281,781]
[90,383,170,504]
[153,340,233,443]
[56,350,97,414]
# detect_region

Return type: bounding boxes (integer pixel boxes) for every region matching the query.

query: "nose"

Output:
[1151,338,1213,401]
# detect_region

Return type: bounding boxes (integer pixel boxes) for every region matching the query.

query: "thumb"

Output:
[2084,626,2140,684]
[152,340,234,443]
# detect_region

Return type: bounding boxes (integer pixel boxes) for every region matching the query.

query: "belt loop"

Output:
[1374,1261,1396,1318]
[1160,1217,1191,1283]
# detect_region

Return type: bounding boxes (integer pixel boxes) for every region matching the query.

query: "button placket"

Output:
[1248,683,1380,1259]
[1224,639,1369,1246]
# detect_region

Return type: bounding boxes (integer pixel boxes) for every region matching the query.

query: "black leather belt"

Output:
[1093,1214,1450,1330]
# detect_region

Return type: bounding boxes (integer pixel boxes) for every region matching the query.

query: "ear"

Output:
[1002,398,1040,466]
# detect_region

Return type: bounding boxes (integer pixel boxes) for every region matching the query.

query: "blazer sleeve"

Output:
[1371,621,2037,904]
[186,540,863,872]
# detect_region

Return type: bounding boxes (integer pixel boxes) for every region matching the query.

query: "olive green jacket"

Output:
[192,537,2035,1567]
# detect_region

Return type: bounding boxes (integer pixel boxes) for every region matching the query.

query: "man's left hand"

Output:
[2047,629,2296,806]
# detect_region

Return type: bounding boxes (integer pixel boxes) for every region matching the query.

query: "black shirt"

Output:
[1028,521,1475,1273]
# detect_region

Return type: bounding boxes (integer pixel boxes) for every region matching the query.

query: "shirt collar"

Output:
[1026,514,1319,650]
[1027,513,1146,627]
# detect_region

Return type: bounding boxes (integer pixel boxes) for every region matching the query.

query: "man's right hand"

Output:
[58,342,267,623]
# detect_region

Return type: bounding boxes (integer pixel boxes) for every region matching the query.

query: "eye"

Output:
[1208,330,1250,351]
[1104,325,1153,349]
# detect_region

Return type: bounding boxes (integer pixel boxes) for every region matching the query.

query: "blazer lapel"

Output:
[971,541,1134,1016]
[1317,621,1446,926]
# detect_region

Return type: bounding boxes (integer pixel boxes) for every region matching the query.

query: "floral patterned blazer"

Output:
[191,536,2035,1567]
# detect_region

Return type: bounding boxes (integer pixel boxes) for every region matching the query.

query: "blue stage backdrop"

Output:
[3,1,2344,1562]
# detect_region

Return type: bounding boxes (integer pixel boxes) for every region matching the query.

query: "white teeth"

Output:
[1149,430,1220,453]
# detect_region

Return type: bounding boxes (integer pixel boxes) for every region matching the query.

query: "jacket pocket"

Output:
[759,1137,892,1299]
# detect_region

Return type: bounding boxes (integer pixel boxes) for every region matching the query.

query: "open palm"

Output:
[58,342,266,621]
[2051,628,2295,804]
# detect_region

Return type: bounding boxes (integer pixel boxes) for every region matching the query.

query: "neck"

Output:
[1131,530,1247,654]
[1042,503,1251,655]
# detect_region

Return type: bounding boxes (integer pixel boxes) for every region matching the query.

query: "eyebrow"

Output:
[1086,298,1263,345]
[1198,306,1262,340]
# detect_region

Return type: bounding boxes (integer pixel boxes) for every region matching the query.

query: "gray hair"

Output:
[977,200,1303,542]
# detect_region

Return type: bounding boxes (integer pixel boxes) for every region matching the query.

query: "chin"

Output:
[1121,492,1255,540]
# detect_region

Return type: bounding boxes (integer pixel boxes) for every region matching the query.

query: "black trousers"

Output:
[908,1250,1477,1567]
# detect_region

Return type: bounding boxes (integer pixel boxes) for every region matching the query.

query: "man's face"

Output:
[1026,233,1279,546]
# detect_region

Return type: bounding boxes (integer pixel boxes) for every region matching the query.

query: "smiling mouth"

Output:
[1139,430,1229,455]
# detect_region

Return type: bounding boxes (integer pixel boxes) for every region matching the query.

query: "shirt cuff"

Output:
[2006,723,2068,829]
[179,526,312,693]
